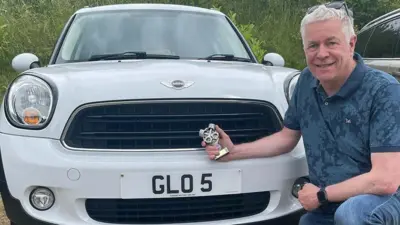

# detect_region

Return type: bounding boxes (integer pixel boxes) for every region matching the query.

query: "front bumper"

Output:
[0,133,308,225]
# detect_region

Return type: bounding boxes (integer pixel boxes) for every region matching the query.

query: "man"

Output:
[202,1,400,225]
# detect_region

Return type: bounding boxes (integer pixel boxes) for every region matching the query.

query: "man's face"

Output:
[303,19,356,83]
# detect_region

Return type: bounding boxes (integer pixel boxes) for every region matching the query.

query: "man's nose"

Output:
[316,45,329,58]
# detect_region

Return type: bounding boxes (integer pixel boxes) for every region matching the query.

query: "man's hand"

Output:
[298,183,320,211]
[202,125,235,161]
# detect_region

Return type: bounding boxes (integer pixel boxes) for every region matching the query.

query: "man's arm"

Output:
[204,71,304,161]
[231,127,301,160]
[325,83,400,202]
[325,152,400,202]
[230,72,303,160]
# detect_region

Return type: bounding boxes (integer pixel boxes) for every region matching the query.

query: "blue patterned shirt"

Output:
[284,53,400,212]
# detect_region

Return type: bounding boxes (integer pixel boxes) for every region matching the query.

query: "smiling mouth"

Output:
[316,62,335,68]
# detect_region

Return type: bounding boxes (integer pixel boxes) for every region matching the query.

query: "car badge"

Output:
[161,80,195,90]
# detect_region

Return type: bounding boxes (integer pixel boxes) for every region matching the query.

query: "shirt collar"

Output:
[310,53,367,98]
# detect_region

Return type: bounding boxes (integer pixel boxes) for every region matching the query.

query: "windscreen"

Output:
[55,9,251,63]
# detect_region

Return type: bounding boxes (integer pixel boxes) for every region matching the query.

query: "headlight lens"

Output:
[284,72,300,104]
[6,75,54,128]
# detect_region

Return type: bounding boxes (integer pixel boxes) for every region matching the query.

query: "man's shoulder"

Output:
[300,67,312,77]
[362,66,400,107]
[298,67,314,84]
[363,66,400,89]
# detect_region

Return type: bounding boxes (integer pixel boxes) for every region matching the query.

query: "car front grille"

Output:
[62,99,282,150]
[85,191,271,224]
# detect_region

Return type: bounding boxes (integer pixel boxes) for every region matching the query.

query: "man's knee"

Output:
[334,193,400,225]
[365,193,400,225]
[334,195,371,225]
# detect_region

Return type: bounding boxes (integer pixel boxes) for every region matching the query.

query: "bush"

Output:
[211,6,266,63]
[0,1,304,68]
[229,12,266,63]
[1,0,398,98]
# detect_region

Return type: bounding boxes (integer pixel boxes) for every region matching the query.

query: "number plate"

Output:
[120,169,242,198]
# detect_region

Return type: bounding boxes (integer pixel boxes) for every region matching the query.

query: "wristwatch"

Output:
[317,187,329,205]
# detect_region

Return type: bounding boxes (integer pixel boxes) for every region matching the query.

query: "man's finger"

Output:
[298,190,303,197]
[207,150,220,156]
[216,125,228,138]
[207,144,220,150]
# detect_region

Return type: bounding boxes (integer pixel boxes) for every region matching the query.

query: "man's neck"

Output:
[320,60,357,97]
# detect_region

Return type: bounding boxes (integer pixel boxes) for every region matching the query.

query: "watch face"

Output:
[317,190,327,203]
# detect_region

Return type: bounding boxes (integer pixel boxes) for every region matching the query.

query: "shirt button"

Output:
[324,102,329,105]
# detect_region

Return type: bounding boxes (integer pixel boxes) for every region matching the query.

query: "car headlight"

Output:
[283,72,300,104]
[5,74,55,129]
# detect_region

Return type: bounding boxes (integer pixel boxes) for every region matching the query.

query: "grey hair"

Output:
[300,4,355,46]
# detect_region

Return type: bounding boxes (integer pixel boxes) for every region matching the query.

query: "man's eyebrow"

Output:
[327,36,340,41]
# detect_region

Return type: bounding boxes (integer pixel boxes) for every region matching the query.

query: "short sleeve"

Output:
[283,75,301,131]
[370,83,400,152]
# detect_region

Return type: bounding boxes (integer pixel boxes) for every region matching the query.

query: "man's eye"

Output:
[328,42,336,46]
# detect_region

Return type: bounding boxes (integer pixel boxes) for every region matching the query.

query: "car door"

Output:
[361,16,400,78]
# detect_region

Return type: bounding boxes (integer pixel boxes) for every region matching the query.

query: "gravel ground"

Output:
[0,199,9,225]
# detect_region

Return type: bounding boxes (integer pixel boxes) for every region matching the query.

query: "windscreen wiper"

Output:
[198,54,251,62]
[88,51,180,61]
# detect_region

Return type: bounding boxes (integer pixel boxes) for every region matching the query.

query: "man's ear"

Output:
[349,35,357,52]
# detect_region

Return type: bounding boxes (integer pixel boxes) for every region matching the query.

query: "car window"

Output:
[355,27,374,57]
[60,17,85,60]
[55,10,251,63]
[363,17,400,58]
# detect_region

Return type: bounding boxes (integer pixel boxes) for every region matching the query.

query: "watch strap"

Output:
[317,187,329,205]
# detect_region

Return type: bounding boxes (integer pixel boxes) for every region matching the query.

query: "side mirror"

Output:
[262,53,285,67]
[11,53,41,73]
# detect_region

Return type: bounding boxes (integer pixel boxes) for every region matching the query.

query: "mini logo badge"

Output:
[161,80,195,90]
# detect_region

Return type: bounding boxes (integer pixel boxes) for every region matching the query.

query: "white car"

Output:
[0,3,309,225]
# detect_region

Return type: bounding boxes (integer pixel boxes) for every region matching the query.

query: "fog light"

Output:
[292,177,310,198]
[29,187,55,211]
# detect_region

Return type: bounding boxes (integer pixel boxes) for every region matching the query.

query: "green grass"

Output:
[0,0,311,98]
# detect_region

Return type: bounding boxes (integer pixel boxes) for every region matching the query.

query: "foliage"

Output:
[0,0,399,96]
[346,0,400,28]
[210,6,265,62]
